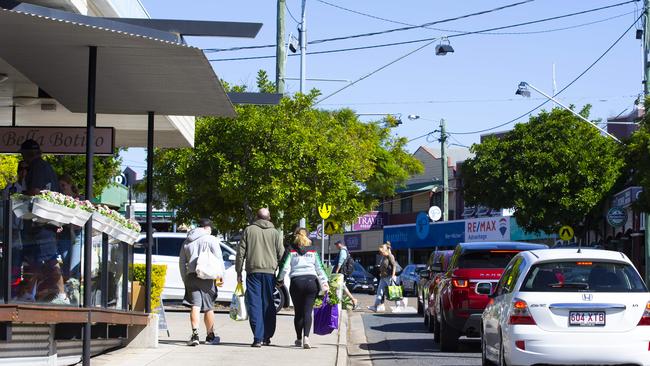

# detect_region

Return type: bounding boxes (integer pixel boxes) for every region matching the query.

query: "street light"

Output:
[435,37,454,56]
[515,81,622,143]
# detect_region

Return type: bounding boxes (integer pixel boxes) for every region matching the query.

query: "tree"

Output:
[462,106,624,233]
[45,153,122,198]
[153,71,422,233]
[627,97,650,211]
[0,155,19,189]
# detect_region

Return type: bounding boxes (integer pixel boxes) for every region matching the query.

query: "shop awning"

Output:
[0,1,241,116]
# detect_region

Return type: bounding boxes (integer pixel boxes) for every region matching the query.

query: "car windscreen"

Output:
[457,250,520,269]
[353,262,370,276]
[520,261,647,292]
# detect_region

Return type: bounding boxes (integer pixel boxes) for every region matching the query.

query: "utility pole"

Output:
[299,0,307,93]
[440,119,449,222]
[276,0,286,94]
[635,0,650,285]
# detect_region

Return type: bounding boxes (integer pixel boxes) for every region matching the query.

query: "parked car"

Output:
[430,242,547,351]
[132,232,290,312]
[399,264,426,296]
[481,248,650,366]
[417,250,453,316]
[346,262,378,294]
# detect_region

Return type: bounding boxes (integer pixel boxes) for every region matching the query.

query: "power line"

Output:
[208,4,638,62]
[314,6,642,106]
[319,94,638,106]
[441,13,643,136]
[204,0,536,53]
[204,0,636,54]
[317,0,634,36]
[285,2,301,24]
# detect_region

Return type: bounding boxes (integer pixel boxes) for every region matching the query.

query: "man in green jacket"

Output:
[236,208,284,347]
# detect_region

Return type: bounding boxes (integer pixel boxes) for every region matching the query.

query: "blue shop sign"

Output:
[384,220,465,249]
[509,218,555,241]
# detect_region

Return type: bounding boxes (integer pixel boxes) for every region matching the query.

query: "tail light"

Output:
[638,302,650,326]
[452,279,468,288]
[509,299,536,325]
[515,340,525,350]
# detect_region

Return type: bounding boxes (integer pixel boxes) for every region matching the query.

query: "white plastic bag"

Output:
[229,283,248,321]
[195,246,223,280]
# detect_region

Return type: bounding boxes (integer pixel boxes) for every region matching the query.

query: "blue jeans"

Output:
[245,273,277,343]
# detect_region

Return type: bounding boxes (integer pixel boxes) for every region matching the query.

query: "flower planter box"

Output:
[70,209,92,227]
[111,225,140,245]
[11,197,32,220]
[31,197,77,226]
[92,212,115,236]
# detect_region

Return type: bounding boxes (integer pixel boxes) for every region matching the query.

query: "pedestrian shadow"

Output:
[158,340,259,348]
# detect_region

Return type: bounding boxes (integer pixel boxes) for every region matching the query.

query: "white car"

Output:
[481,248,650,366]
[133,233,289,312]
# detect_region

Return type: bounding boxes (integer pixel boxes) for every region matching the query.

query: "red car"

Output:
[428,242,547,351]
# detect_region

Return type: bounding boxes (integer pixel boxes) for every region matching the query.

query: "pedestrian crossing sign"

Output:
[324,221,339,235]
[559,225,574,241]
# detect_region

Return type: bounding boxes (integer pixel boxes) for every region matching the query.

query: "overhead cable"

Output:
[209,5,638,62]
[442,13,643,136]
[204,0,636,54]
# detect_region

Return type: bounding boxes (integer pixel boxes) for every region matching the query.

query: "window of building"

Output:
[400,194,413,213]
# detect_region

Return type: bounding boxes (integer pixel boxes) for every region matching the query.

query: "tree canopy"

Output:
[153,71,422,233]
[462,106,624,233]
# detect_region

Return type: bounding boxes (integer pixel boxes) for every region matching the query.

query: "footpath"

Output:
[91,308,348,366]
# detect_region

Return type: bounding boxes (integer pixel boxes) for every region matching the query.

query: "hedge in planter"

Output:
[131,263,167,312]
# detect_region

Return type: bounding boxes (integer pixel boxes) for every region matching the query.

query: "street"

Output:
[349,294,481,366]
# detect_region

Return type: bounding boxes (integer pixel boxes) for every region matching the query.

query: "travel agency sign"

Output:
[465,217,510,242]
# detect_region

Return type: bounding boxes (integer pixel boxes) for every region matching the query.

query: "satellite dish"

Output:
[428,206,442,221]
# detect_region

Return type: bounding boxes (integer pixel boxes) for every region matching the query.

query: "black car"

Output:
[345,262,378,294]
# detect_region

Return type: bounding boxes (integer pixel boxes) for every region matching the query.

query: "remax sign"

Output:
[465,217,510,242]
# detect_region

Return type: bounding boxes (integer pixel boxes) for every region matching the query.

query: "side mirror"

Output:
[430,263,442,272]
[475,282,493,296]
[228,254,236,262]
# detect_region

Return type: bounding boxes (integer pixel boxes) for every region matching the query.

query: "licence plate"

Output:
[361,285,369,289]
[569,311,605,326]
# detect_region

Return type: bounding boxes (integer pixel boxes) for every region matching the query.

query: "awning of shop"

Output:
[394,181,441,194]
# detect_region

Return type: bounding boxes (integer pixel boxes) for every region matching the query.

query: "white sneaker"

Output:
[302,336,311,349]
[376,304,385,312]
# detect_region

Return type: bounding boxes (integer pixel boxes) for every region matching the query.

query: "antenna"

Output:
[552,63,557,108]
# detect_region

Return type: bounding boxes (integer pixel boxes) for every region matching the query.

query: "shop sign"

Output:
[352,211,387,231]
[344,234,362,251]
[0,126,114,155]
[465,217,510,242]
[607,207,627,227]
[383,220,464,249]
[611,186,643,208]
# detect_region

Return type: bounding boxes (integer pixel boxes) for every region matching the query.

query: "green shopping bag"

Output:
[387,280,403,301]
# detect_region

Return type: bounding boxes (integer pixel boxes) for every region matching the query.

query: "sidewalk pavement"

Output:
[91,308,347,366]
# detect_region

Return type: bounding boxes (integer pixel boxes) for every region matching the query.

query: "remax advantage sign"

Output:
[465,217,510,242]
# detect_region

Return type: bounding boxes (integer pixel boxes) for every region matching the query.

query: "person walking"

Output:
[368,242,397,312]
[276,229,328,349]
[236,208,285,347]
[333,240,358,309]
[179,218,224,346]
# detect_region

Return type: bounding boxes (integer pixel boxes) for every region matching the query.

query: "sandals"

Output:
[352,299,359,310]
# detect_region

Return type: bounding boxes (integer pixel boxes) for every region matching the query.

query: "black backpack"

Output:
[341,249,355,276]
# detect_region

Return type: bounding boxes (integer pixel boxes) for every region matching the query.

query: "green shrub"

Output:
[131,263,167,312]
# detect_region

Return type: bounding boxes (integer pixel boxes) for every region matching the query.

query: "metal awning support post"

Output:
[2,188,11,304]
[82,45,97,366]
[145,111,154,313]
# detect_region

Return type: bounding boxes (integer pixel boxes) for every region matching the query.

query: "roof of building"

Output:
[394,181,439,194]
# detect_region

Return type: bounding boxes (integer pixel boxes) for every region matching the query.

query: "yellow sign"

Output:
[324,221,339,235]
[318,203,332,220]
[559,225,574,241]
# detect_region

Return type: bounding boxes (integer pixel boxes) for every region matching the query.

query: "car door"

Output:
[217,243,239,302]
[155,236,186,299]
[484,256,524,353]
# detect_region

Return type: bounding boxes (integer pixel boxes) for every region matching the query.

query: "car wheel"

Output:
[439,316,459,352]
[273,286,285,313]
[432,314,440,342]
[498,334,507,366]
[481,330,494,366]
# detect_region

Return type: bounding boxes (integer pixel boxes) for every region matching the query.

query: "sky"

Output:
[122,0,644,177]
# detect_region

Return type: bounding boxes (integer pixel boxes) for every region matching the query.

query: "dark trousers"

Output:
[246,273,277,343]
[289,275,319,340]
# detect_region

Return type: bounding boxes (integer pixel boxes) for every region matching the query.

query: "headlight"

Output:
[373,278,378,283]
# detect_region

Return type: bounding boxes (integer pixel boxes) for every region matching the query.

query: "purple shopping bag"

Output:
[313,294,339,335]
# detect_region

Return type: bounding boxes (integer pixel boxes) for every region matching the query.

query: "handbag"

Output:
[195,245,223,280]
[387,279,403,301]
[313,293,339,335]
[229,283,248,321]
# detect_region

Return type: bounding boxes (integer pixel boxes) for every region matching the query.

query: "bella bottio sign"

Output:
[0,127,114,155]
